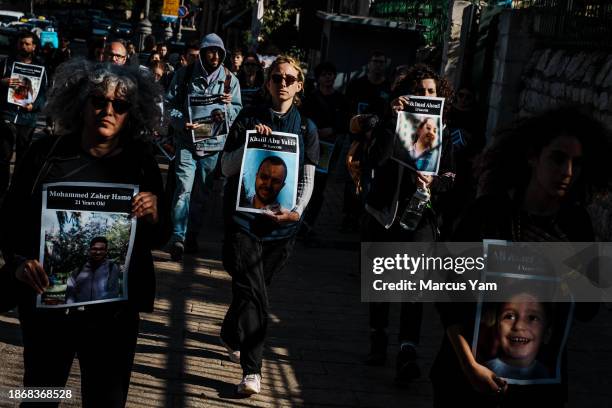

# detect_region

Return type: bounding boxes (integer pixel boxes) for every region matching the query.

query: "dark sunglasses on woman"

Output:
[270,73,298,86]
[89,95,131,114]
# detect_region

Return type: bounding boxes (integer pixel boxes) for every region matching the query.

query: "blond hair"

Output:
[266,55,305,106]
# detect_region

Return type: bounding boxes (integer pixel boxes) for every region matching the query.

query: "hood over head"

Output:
[199,33,226,63]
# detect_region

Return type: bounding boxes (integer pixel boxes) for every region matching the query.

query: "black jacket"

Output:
[0,134,170,313]
[364,116,455,233]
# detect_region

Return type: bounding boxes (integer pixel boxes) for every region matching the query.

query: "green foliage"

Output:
[248,0,299,40]
[43,211,132,282]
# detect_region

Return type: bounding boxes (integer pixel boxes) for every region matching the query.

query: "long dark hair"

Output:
[476,106,612,202]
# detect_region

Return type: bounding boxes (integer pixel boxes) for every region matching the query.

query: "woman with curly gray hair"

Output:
[0,58,169,407]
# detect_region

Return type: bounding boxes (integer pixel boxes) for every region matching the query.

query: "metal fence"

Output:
[509,0,612,47]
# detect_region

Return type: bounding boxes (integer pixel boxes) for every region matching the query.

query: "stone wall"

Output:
[519,47,612,240]
[519,49,612,127]
[485,9,536,139]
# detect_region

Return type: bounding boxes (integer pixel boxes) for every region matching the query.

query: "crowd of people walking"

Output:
[0,22,610,408]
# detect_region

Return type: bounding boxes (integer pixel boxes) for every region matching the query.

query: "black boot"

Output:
[395,344,420,385]
[364,330,387,366]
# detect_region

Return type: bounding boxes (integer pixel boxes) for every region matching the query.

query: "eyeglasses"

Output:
[89,95,131,114]
[105,52,126,60]
[270,73,298,86]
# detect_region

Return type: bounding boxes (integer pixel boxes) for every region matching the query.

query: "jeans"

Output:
[171,142,219,242]
[221,230,295,375]
[19,304,139,408]
[0,121,34,197]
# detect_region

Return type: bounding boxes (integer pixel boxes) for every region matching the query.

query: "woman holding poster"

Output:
[431,107,610,407]
[361,64,455,385]
[220,55,319,395]
[0,59,169,408]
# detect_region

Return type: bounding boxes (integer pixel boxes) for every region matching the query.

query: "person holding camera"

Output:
[362,64,455,385]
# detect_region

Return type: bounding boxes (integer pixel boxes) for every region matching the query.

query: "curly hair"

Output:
[476,106,612,201]
[392,63,454,120]
[44,58,163,141]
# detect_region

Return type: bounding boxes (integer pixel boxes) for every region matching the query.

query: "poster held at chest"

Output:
[7,62,45,107]
[392,95,445,175]
[38,182,138,308]
[471,240,574,385]
[187,94,229,144]
[236,130,299,215]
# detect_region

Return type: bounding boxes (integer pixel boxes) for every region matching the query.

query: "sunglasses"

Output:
[270,73,298,86]
[89,95,131,114]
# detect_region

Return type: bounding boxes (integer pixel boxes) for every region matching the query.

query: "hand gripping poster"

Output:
[236,130,299,215]
[471,240,574,385]
[187,94,229,143]
[7,62,45,107]
[392,96,445,175]
[38,182,138,308]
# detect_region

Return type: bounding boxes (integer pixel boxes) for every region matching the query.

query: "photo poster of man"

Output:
[37,182,139,308]
[471,241,574,385]
[187,94,229,144]
[316,141,335,174]
[391,95,445,175]
[7,62,45,107]
[236,130,299,215]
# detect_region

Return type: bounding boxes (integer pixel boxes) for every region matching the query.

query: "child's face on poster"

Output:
[497,293,548,368]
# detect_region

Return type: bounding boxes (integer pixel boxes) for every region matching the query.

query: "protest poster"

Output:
[40,31,58,48]
[153,102,174,160]
[391,96,445,175]
[316,141,335,174]
[37,182,138,308]
[187,94,228,144]
[471,240,574,385]
[7,62,45,107]
[153,133,175,161]
[236,130,299,215]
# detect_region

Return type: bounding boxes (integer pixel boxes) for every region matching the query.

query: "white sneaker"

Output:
[237,373,261,395]
[219,337,240,364]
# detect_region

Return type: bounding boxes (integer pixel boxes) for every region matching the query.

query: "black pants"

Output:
[19,304,140,408]
[363,212,436,345]
[0,121,34,197]
[221,231,295,375]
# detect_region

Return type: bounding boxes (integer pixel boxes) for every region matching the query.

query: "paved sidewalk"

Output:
[1,140,612,407]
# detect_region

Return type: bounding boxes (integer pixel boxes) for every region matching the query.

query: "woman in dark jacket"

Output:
[362,64,456,384]
[220,55,319,395]
[431,107,611,407]
[0,59,169,408]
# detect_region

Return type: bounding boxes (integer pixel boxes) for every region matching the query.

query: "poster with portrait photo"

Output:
[391,95,444,175]
[236,130,299,215]
[7,62,45,107]
[187,94,228,144]
[37,182,138,308]
[471,241,574,385]
[316,141,335,174]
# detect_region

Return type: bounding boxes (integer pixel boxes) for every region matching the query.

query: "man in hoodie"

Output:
[0,31,47,200]
[165,33,242,260]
